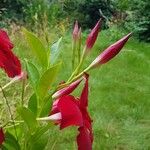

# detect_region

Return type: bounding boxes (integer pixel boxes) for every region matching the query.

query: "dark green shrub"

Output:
[132,0,150,42]
[0,0,24,27]
[114,0,150,42]
[63,0,115,29]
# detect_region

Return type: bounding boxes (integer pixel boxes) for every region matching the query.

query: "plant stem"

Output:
[77,43,81,64]
[0,80,15,92]
[0,86,18,140]
[68,46,86,82]
[6,113,61,125]
[69,66,91,83]
[50,140,57,150]
[72,41,76,71]
[4,123,20,129]
[0,74,23,92]
[21,79,26,106]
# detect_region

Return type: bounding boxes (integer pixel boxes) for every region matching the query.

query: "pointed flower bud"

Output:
[85,19,101,52]
[89,33,132,68]
[52,78,82,99]
[73,21,79,41]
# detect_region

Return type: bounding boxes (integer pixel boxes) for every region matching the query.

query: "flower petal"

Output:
[0,128,5,145]
[50,99,60,115]
[0,29,22,77]
[0,50,22,77]
[0,29,13,50]
[77,127,92,150]
[57,95,83,129]
[79,73,93,142]
[80,73,89,108]
[89,33,132,68]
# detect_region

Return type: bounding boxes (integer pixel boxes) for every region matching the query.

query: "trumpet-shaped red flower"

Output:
[0,29,22,78]
[89,33,132,68]
[85,20,101,51]
[51,95,83,129]
[0,128,5,145]
[50,74,93,149]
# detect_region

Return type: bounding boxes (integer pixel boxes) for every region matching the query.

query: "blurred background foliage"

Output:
[0,0,150,42]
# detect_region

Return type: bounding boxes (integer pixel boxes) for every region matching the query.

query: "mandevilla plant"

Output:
[0,20,131,150]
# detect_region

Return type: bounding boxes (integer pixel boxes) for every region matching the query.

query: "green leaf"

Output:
[26,61,40,89]
[28,124,51,150]
[2,132,21,150]
[50,37,62,64]
[18,107,37,132]
[23,28,48,68]
[40,96,52,117]
[37,63,61,101]
[28,93,37,116]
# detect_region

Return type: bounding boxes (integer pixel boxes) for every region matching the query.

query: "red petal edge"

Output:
[58,95,83,129]
[77,127,92,150]
[0,128,5,145]
[0,29,21,77]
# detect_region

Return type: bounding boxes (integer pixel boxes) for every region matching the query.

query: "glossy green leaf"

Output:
[18,107,37,132]
[50,37,62,64]
[37,63,61,101]
[23,28,48,68]
[40,96,52,117]
[26,61,40,89]
[28,93,37,116]
[28,124,50,150]
[2,132,21,150]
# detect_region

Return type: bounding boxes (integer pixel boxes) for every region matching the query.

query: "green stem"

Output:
[38,94,52,117]
[69,66,91,83]
[72,41,76,71]
[21,79,26,106]
[68,51,85,82]
[0,79,16,92]
[0,86,18,140]
[55,64,92,92]
[77,39,81,64]
[50,140,57,150]
[4,123,20,129]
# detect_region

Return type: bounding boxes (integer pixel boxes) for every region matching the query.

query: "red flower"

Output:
[51,95,83,129]
[50,74,93,149]
[89,33,132,68]
[0,128,5,145]
[85,20,101,51]
[76,74,93,150]
[0,29,22,78]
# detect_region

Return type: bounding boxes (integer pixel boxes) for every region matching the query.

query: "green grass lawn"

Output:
[0,27,150,149]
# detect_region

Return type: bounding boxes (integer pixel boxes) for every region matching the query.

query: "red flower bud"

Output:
[73,21,79,41]
[89,33,132,68]
[52,78,82,99]
[85,20,101,51]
